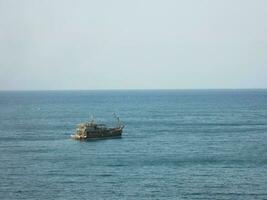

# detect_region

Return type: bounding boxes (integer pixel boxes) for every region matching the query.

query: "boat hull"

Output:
[71,128,123,140]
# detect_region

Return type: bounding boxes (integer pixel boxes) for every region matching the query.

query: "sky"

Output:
[0,0,267,90]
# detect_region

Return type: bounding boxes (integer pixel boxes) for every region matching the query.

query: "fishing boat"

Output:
[71,114,124,140]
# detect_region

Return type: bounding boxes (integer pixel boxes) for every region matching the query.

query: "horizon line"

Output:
[0,88,267,92]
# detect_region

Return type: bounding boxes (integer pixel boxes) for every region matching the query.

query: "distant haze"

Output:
[0,0,267,90]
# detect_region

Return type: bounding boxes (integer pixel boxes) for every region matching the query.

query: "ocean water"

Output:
[0,90,267,200]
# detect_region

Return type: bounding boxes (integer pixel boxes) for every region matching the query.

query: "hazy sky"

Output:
[0,0,267,90]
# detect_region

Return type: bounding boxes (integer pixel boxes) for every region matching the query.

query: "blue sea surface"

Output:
[0,90,267,200]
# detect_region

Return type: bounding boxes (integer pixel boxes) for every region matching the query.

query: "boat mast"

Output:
[113,113,121,128]
[90,114,95,123]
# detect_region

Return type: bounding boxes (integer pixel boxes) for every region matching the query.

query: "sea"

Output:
[0,90,267,200]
